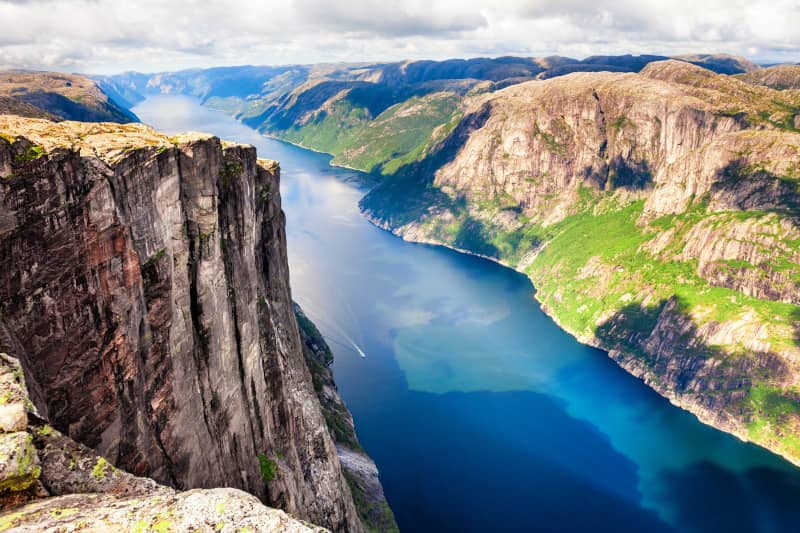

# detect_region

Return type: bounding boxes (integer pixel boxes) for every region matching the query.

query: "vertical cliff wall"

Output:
[0,116,363,532]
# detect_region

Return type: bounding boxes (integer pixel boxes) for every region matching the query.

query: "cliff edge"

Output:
[0,116,364,531]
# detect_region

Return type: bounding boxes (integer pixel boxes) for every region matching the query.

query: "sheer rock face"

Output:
[0,117,363,532]
[427,66,795,223]
[0,351,328,533]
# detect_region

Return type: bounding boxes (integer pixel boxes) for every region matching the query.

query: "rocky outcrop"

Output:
[5,489,328,533]
[0,116,363,531]
[295,304,398,533]
[0,351,328,532]
[360,60,800,466]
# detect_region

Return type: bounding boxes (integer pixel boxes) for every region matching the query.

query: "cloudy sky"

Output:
[1,0,798,74]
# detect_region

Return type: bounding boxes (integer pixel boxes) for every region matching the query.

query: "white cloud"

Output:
[0,0,797,74]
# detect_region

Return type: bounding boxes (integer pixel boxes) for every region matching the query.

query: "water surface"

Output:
[134,95,800,533]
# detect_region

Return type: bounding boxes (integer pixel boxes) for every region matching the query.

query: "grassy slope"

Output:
[276,90,463,175]
[418,180,800,460]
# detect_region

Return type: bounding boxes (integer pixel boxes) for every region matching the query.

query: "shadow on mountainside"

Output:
[451,217,499,258]
[607,156,654,190]
[594,296,791,402]
[711,158,800,216]
[358,102,492,228]
[581,156,654,192]
[16,90,136,123]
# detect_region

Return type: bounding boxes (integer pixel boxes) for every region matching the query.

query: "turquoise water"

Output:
[134,95,800,533]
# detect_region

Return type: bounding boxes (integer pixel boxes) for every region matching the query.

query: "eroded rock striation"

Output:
[0,116,363,531]
[0,351,328,532]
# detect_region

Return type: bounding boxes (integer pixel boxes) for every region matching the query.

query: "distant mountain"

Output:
[0,70,138,122]
[673,53,761,75]
[99,54,762,177]
[736,64,800,90]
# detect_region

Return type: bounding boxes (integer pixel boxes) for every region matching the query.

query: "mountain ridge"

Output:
[0,70,138,123]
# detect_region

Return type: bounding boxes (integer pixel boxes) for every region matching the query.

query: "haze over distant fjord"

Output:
[0,0,798,73]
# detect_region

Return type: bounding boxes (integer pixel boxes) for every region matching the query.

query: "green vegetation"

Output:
[152,518,173,533]
[746,384,800,458]
[343,468,400,533]
[91,457,110,480]
[0,511,24,532]
[220,161,243,189]
[257,453,277,482]
[277,92,462,176]
[144,248,167,266]
[15,144,45,162]
[533,123,567,156]
[405,182,800,458]
[610,115,630,131]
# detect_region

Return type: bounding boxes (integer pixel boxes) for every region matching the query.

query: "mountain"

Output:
[360,60,800,465]
[672,53,762,75]
[0,71,138,123]
[97,55,760,178]
[736,64,800,90]
[0,115,383,531]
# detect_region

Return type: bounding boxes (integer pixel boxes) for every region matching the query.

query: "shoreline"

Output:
[247,115,798,470]
[360,209,799,469]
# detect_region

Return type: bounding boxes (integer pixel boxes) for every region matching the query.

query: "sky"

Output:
[0,0,798,74]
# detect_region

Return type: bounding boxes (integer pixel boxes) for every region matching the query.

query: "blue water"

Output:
[133,95,800,533]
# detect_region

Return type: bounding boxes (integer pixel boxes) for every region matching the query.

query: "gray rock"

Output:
[0,403,26,433]
[0,432,40,493]
[2,488,329,532]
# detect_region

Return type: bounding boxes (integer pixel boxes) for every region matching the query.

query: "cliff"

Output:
[736,64,800,90]
[361,60,800,465]
[0,116,364,531]
[0,350,327,532]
